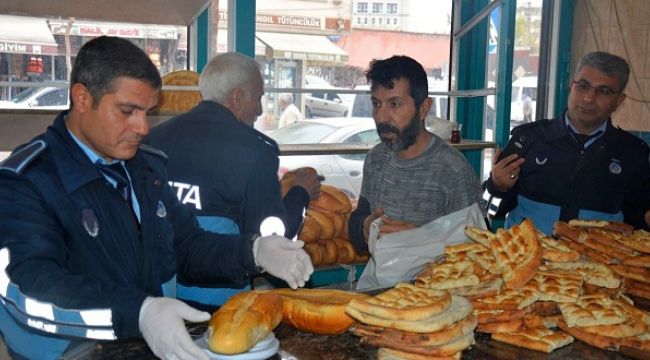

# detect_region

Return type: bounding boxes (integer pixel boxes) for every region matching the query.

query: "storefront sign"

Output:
[50,22,177,40]
[0,42,57,55]
[219,11,322,29]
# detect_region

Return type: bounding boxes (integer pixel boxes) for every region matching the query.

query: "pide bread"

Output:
[472,287,540,311]
[463,226,494,248]
[539,236,580,263]
[558,294,628,328]
[474,308,529,325]
[348,283,452,321]
[476,319,524,334]
[347,293,473,333]
[618,229,650,254]
[541,261,620,289]
[490,219,542,289]
[377,347,461,360]
[523,271,583,303]
[448,278,504,300]
[352,315,477,348]
[568,219,634,235]
[208,291,283,354]
[491,326,574,353]
[414,261,480,290]
[610,264,650,285]
[268,288,369,335]
[557,318,621,351]
[362,331,474,357]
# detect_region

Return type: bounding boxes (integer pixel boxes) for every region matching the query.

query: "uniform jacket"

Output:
[485,113,650,233]
[146,100,308,252]
[0,112,258,356]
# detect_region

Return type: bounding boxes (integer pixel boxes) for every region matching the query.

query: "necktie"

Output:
[96,162,132,204]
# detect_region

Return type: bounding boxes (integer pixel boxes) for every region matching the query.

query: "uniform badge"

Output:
[82,208,99,237]
[609,160,622,175]
[156,201,167,218]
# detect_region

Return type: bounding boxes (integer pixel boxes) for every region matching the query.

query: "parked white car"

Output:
[0,86,69,110]
[304,75,352,118]
[269,117,379,198]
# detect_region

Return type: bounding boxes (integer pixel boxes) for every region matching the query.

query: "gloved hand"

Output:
[139,297,210,360]
[253,235,314,289]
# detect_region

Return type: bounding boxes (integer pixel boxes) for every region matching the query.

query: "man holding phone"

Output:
[484,51,650,234]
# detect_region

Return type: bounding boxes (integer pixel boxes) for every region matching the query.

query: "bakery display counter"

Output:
[58,321,635,359]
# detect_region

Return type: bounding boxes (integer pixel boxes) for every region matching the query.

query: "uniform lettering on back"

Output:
[169,181,202,210]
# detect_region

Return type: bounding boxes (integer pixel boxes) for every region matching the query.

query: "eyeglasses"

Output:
[572,80,620,97]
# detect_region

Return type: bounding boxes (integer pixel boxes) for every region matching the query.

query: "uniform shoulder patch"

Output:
[138,143,168,160]
[0,139,47,174]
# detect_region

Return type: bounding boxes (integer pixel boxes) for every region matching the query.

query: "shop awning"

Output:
[1,0,209,26]
[0,15,57,54]
[256,32,348,63]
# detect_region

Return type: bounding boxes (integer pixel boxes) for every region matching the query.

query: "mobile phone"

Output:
[497,134,534,162]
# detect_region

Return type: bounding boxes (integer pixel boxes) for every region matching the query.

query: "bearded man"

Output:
[348,55,482,253]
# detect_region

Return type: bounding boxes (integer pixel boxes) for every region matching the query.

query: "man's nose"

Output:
[133,113,150,136]
[373,104,390,123]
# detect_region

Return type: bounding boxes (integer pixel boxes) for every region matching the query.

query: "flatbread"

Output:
[472,287,540,311]
[351,315,477,348]
[568,219,634,236]
[610,264,650,285]
[448,277,504,300]
[362,331,474,357]
[557,318,620,351]
[617,230,650,254]
[347,283,452,321]
[346,295,473,333]
[463,225,494,248]
[476,319,524,334]
[491,326,574,353]
[489,219,542,289]
[539,235,581,263]
[377,347,461,360]
[474,308,529,325]
[541,261,620,289]
[414,261,480,290]
[558,294,628,328]
[523,271,583,303]
[552,221,582,242]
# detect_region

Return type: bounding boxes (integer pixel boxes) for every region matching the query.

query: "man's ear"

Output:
[419,97,433,120]
[70,83,92,112]
[230,87,245,120]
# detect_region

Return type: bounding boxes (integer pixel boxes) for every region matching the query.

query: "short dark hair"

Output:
[366,55,428,108]
[576,51,630,91]
[70,36,162,106]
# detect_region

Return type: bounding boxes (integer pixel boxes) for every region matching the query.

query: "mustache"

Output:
[376,123,400,135]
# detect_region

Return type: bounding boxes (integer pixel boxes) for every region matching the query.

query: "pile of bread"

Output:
[553,220,650,301]
[206,288,370,355]
[158,70,202,114]
[411,218,650,355]
[280,168,369,266]
[346,283,476,359]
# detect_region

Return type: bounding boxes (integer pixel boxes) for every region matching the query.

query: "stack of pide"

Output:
[554,220,650,300]
[346,283,476,359]
[280,168,369,266]
[401,218,650,356]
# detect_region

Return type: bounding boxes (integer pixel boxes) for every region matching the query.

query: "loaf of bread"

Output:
[208,291,283,354]
[310,185,352,214]
[269,288,370,334]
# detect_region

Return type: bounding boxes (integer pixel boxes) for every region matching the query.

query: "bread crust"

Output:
[269,288,369,334]
[208,291,283,354]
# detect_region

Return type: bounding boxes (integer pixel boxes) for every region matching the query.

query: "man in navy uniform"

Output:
[0,36,313,360]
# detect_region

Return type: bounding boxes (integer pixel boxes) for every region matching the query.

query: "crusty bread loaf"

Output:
[269,288,370,334]
[310,185,352,214]
[208,291,283,354]
[308,209,336,240]
[299,214,321,242]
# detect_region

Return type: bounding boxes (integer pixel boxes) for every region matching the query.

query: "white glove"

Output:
[139,297,210,360]
[253,235,314,289]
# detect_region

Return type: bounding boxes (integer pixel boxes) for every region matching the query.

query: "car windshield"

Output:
[270,122,338,144]
[11,87,40,103]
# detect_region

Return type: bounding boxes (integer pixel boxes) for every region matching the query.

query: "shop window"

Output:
[372,2,384,14]
[387,3,398,14]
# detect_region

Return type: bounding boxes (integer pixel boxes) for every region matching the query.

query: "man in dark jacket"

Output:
[0,36,313,360]
[485,51,650,234]
[146,52,321,308]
